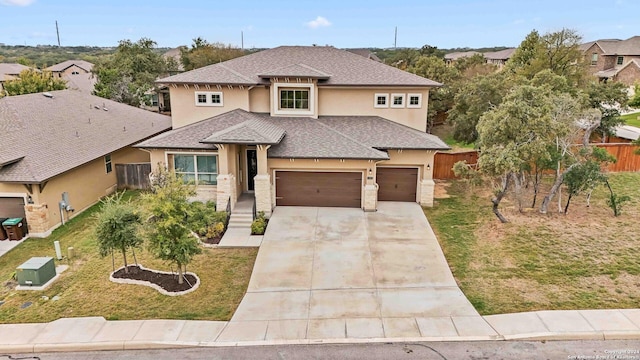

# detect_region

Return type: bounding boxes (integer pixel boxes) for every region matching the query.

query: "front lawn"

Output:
[0,191,257,324]
[425,173,640,315]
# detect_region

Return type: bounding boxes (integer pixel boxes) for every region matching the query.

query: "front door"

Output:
[246,149,258,191]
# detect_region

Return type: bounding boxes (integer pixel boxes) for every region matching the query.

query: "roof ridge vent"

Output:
[42,92,54,98]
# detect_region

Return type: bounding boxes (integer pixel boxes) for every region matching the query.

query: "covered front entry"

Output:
[376,167,418,202]
[275,171,362,207]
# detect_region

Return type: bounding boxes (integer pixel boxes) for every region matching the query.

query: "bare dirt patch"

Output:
[434,181,452,199]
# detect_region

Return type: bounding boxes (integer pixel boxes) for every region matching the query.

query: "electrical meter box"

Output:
[16,257,56,286]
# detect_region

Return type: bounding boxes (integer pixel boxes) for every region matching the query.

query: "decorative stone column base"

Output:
[420,179,435,207]
[363,184,378,212]
[254,174,272,217]
[24,203,50,235]
[216,174,233,212]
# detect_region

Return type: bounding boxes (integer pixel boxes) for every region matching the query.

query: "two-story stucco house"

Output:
[582,36,640,86]
[137,46,449,216]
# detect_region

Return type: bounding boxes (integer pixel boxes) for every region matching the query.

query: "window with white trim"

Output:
[194,91,223,107]
[591,53,598,66]
[104,154,112,173]
[407,93,422,108]
[390,93,405,108]
[374,93,389,108]
[617,56,624,65]
[173,154,218,185]
[279,89,309,110]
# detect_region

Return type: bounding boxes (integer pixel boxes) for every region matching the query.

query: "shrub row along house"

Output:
[137,46,448,216]
[0,90,170,236]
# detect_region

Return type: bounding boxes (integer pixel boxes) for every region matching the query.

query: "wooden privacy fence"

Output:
[432,144,640,180]
[433,151,478,179]
[116,163,152,190]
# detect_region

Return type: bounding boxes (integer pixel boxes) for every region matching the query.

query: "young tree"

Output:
[93,38,167,106]
[180,38,244,71]
[94,193,143,274]
[3,69,67,96]
[143,167,201,285]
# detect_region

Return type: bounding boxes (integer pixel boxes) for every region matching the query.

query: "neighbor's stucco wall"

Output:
[317,87,430,131]
[169,86,251,128]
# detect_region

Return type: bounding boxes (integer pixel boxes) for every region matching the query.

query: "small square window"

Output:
[617,56,624,65]
[390,94,405,108]
[374,93,389,108]
[195,91,223,107]
[197,94,207,103]
[211,93,221,104]
[105,154,112,173]
[407,93,422,108]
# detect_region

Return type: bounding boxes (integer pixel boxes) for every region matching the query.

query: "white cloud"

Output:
[306,16,331,29]
[0,0,35,6]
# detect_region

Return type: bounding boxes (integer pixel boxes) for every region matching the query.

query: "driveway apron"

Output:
[226,202,479,339]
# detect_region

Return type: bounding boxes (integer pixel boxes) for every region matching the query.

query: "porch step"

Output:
[227,212,254,229]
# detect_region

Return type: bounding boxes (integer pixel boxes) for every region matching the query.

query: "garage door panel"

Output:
[276,171,362,207]
[377,167,418,202]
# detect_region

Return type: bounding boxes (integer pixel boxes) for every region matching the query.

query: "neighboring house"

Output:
[46,60,96,93]
[137,46,449,217]
[581,36,640,86]
[0,63,37,92]
[345,49,382,62]
[0,90,171,237]
[163,47,185,74]
[484,48,516,68]
[444,51,480,65]
[607,124,640,143]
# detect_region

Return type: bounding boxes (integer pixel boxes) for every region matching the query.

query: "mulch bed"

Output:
[202,234,222,245]
[112,265,197,292]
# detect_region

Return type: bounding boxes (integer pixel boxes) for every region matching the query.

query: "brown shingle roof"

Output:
[483,48,516,60]
[258,64,331,79]
[137,109,449,159]
[444,51,480,60]
[582,36,640,56]
[202,118,285,145]
[157,46,440,87]
[0,63,36,81]
[45,60,94,73]
[0,90,171,183]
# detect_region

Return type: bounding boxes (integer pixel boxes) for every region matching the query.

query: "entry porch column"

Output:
[254,144,272,217]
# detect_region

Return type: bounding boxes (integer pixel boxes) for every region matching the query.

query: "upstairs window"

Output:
[391,94,405,108]
[173,154,218,185]
[280,89,309,110]
[617,56,624,65]
[591,53,598,66]
[194,91,224,107]
[374,93,389,108]
[104,154,112,173]
[407,94,422,108]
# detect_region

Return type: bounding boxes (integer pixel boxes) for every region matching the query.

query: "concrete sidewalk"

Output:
[2,309,640,353]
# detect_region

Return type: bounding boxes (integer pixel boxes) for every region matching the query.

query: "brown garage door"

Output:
[0,196,27,220]
[377,167,418,202]
[276,171,362,207]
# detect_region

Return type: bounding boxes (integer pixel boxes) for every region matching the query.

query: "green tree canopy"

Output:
[93,38,167,106]
[180,38,244,71]
[2,69,67,96]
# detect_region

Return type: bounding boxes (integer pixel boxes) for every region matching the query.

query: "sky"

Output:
[1,0,638,49]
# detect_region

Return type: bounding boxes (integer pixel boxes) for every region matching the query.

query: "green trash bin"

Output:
[2,218,24,241]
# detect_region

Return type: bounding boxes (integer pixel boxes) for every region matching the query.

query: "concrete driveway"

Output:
[224,202,484,341]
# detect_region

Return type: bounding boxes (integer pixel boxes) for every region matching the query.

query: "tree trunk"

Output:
[511,172,523,212]
[111,250,115,272]
[177,263,184,284]
[564,194,573,214]
[531,166,541,208]
[540,163,577,214]
[121,248,128,274]
[491,174,510,223]
[586,191,592,207]
[132,248,138,266]
[558,186,563,213]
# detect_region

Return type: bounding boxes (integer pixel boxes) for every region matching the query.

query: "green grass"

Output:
[621,112,640,127]
[0,191,257,324]
[425,173,640,315]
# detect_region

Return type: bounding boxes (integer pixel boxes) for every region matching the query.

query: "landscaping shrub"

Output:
[251,212,268,235]
[186,201,226,236]
[206,222,226,239]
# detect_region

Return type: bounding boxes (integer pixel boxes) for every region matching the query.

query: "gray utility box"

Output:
[16,257,56,286]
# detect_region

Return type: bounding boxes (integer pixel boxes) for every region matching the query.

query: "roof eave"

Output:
[268,155,389,160]
[155,79,258,86]
[319,83,442,88]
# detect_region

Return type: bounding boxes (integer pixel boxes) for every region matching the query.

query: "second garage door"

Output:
[377,167,418,202]
[275,171,362,207]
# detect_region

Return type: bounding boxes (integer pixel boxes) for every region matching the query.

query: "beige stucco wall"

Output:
[169,86,250,128]
[318,87,430,131]
[249,86,270,113]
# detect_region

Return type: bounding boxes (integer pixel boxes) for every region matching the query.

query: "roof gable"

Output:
[202,118,285,145]
[46,60,94,72]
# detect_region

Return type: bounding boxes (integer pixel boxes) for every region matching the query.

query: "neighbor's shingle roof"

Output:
[596,59,640,78]
[0,63,36,81]
[46,60,94,72]
[0,90,171,183]
[444,51,480,60]
[157,46,440,87]
[137,109,449,160]
[345,49,382,62]
[582,36,640,55]
[484,48,516,60]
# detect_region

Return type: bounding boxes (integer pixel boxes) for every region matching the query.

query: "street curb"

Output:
[8,332,640,353]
